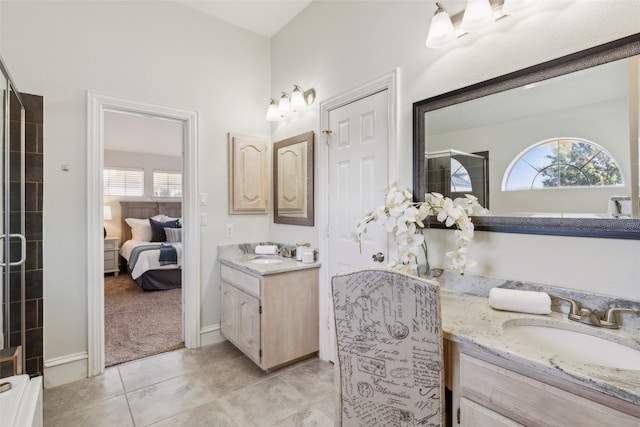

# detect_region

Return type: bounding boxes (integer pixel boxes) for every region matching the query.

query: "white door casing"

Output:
[319,70,398,362]
[87,92,200,377]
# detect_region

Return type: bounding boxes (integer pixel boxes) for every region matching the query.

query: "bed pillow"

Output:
[150,218,181,242]
[125,218,153,241]
[164,227,182,243]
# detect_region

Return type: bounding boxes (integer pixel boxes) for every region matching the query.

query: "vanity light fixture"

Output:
[266,85,316,121]
[277,92,291,116]
[460,0,495,33]
[290,85,316,111]
[265,98,281,121]
[426,0,540,49]
[425,3,456,49]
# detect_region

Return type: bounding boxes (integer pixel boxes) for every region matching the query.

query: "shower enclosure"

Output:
[0,55,26,378]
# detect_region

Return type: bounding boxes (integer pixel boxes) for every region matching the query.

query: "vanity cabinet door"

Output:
[236,290,261,363]
[220,282,238,343]
[459,353,640,426]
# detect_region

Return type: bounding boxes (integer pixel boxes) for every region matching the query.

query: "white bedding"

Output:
[120,240,182,280]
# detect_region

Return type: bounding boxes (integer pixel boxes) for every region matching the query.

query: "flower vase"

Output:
[417,262,431,278]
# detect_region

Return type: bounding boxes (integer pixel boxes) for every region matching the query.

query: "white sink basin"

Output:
[503,320,640,370]
[249,257,283,265]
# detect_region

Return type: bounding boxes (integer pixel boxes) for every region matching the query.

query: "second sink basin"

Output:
[503,319,640,370]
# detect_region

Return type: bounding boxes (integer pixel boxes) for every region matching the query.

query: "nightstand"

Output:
[104,237,120,276]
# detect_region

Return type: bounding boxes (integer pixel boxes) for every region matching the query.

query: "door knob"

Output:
[372,252,385,263]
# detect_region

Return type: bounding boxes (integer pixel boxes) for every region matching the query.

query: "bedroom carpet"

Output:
[104,273,183,367]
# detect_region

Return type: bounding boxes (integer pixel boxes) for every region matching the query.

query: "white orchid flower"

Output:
[388,200,410,218]
[403,205,424,228]
[355,183,486,275]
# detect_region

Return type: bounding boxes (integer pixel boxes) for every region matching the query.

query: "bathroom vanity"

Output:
[218,246,320,371]
[440,288,640,426]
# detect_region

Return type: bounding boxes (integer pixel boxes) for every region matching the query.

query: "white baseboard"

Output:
[200,323,225,347]
[43,352,88,389]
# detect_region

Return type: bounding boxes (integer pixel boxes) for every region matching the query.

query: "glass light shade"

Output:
[103,205,112,221]
[290,85,307,111]
[266,99,281,121]
[277,92,291,116]
[460,0,495,33]
[426,6,456,48]
[502,0,539,15]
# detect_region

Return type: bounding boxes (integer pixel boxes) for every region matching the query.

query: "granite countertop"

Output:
[218,243,321,276]
[440,288,640,407]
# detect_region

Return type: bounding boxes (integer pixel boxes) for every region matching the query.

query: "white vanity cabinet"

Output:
[445,341,640,426]
[220,263,319,370]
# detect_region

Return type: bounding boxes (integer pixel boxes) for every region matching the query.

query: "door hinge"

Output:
[259,349,262,358]
[457,407,460,424]
[322,129,332,145]
[259,306,262,314]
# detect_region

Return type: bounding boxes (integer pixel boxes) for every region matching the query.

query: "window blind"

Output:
[153,171,182,197]
[103,168,144,196]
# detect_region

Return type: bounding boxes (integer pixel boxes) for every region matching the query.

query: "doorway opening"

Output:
[103,110,184,366]
[87,92,200,376]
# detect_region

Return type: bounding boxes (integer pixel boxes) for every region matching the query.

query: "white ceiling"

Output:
[104,111,184,157]
[176,0,314,38]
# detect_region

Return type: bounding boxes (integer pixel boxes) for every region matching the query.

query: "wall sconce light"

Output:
[461,0,495,33]
[266,85,316,121]
[266,99,280,121]
[425,0,540,49]
[277,92,291,116]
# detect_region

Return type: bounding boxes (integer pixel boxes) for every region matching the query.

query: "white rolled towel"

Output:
[255,245,278,255]
[488,288,551,315]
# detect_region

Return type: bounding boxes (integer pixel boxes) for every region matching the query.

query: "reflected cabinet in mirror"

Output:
[273,131,314,226]
[413,33,640,239]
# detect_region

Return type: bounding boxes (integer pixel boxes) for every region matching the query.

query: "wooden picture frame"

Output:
[273,131,314,226]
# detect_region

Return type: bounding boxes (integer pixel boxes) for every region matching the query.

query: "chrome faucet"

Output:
[553,296,635,329]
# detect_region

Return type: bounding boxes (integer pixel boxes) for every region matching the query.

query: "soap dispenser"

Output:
[296,242,310,261]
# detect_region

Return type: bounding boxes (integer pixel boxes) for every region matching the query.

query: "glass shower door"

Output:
[0,71,5,354]
[0,57,26,377]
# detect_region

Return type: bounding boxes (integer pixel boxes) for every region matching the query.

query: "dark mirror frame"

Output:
[413,33,640,239]
[273,131,314,226]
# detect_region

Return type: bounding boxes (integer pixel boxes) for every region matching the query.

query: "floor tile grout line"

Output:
[119,350,249,394]
[117,365,138,427]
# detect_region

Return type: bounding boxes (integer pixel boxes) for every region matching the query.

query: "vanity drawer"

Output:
[460,354,639,426]
[220,264,261,297]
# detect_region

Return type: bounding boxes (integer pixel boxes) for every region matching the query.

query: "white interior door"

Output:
[326,89,390,360]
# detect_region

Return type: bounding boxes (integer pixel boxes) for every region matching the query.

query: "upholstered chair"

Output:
[331,268,443,427]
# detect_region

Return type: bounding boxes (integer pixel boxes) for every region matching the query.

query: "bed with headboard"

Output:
[119,201,183,291]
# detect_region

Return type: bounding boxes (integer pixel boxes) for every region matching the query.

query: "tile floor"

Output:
[43,341,335,426]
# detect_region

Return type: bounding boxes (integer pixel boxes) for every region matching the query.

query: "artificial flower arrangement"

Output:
[354,182,488,275]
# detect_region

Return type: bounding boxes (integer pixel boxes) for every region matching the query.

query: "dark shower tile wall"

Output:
[0,93,43,378]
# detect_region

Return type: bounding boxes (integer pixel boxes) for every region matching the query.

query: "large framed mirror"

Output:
[413,33,640,239]
[273,131,314,226]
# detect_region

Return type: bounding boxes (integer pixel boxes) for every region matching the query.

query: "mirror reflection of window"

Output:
[451,158,473,192]
[503,138,624,191]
